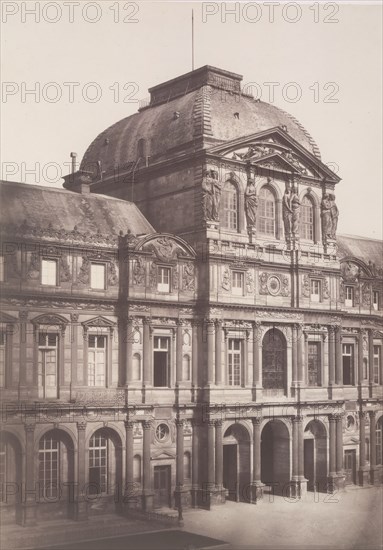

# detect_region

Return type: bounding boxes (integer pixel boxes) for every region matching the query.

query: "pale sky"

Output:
[1,1,382,239]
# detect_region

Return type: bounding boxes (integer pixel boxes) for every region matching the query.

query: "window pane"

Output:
[222,183,238,230]
[228,339,241,386]
[257,188,275,237]
[308,342,321,386]
[88,336,106,386]
[300,196,314,240]
[91,264,105,289]
[42,259,57,285]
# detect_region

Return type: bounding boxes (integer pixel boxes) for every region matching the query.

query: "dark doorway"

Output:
[261,421,290,493]
[223,445,237,501]
[344,450,356,485]
[153,465,171,508]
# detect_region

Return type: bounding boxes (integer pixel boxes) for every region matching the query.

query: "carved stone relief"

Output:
[182,262,195,291]
[133,257,145,285]
[222,267,231,291]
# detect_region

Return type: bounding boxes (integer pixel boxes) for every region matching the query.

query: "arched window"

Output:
[222,182,238,230]
[133,454,141,483]
[300,196,314,240]
[376,418,382,465]
[182,354,191,381]
[183,451,191,480]
[39,434,59,499]
[262,329,286,392]
[258,187,275,237]
[132,353,141,381]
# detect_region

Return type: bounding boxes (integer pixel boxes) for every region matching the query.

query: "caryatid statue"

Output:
[321,193,333,242]
[244,178,258,230]
[282,188,292,238]
[202,169,222,222]
[329,194,339,239]
[290,187,301,238]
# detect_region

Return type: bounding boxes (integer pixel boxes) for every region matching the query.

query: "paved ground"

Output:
[182,486,383,550]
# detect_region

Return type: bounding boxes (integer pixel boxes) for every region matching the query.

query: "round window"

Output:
[267,275,281,296]
[155,423,169,442]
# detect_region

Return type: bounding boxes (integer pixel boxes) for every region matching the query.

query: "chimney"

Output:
[70,152,77,174]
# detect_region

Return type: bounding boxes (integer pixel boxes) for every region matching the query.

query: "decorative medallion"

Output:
[267,275,281,296]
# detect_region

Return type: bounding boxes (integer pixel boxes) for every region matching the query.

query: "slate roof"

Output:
[337,234,383,267]
[80,66,321,177]
[0,180,154,238]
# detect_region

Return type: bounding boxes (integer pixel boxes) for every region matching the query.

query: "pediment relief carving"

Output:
[137,234,196,262]
[31,314,68,326]
[340,261,362,282]
[82,316,116,328]
[151,450,176,460]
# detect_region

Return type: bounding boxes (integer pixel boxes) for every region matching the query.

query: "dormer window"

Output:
[232,271,244,296]
[310,279,321,302]
[41,259,58,286]
[90,263,106,290]
[157,267,170,293]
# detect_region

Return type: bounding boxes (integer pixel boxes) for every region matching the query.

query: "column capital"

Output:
[293,415,304,423]
[368,410,376,420]
[70,313,79,323]
[252,416,262,426]
[25,423,35,434]
[358,411,367,421]
[77,420,87,431]
[175,418,184,427]
[143,420,153,430]
[215,419,223,428]
[124,420,135,430]
[207,419,216,428]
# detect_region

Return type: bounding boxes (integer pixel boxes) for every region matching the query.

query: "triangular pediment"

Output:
[207,127,340,183]
[151,449,176,460]
[82,316,115,328]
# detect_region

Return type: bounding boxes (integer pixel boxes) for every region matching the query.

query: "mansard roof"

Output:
[0,180,154,243]
[337,234,383,269]
[79,66,321,180]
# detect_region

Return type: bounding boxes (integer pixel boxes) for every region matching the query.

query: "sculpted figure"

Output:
[202,170,222,221]
[282,188,292,238]
[321,193,333,242]
[244,178,258,229]
[291,187,301,237]
[329,194,339,239]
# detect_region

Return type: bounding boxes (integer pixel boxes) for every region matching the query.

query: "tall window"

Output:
[232,271,244,296]
[308,342,321,386]
[88,335,106,387]
[345,286,354,307]
[157,267,170,293]
[228,339,242,386]
[39,435,59,499]
[342,343,354,385]
[89,433,108,495]
[262,329,286,391]
[300,196,314,240]
[373,291,379,311]
[132,353,141,381]
[133,455,141,483]
[222,182,238,230]
[41,259,57,286]
[0,331,6,388]
[90,263,106,290]
[258,187,275,237]
[373,346,381,384]
[376,418,382,466]
[38,333,58,398]
[153,336,170,387]
[310,279,321,302]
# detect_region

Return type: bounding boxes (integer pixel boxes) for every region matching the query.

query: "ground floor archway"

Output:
[304,420,328,491]
[261,420,290,493]
[223,424,251,502]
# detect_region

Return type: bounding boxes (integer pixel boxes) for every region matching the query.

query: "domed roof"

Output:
[80,66,321,177]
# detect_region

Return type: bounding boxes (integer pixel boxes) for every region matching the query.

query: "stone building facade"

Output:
[0,66,382,527]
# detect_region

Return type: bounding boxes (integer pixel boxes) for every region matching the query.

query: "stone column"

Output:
[328,414,336,483]
[369,411,378,484]
[176,419,184,487]
[206,321,215,385]
[125,421,135,507]
[292,417,299,481]
[142,420,153,510]
[251,417,263,502]
[328,326,335,386]
[143,319,151,386]
[206,420,215,501]
[358,330,364,386]
[358,412,369,486]
[215,420,223,490]
[70,313,79,389]
[74,420,88,520]
[22,423,37,526]
[215,321,222,386]
[192,322,199,388]
[335,414,345,488]
[252,322,261,389]
[276,198,283,240]
[297,325,304,384]
[335,327,343,385]
[125,317,133,385]
[314,205,321,244]
[368,330,374,386]
[176,321,183,384]
[292,325,298,384]
[191,419,199,507]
